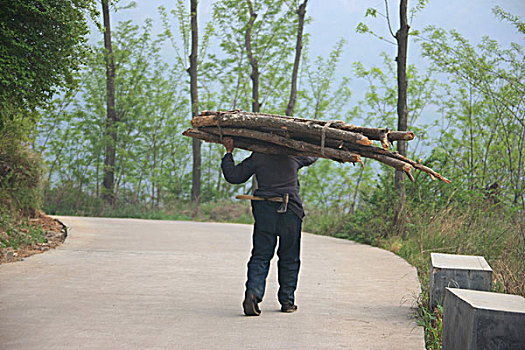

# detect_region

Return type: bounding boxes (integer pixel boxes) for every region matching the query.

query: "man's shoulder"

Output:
[251,152,272,160]
[293,156,317,167]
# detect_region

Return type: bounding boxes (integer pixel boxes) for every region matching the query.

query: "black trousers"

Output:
[245,200,302,306]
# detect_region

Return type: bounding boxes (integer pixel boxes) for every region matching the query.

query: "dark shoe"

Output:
[243,293,261,316]
[280,304,298,313]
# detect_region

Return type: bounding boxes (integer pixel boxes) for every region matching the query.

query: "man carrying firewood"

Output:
[221,136,317,316]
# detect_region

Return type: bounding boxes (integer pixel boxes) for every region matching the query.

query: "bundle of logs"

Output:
[183,110,450,183]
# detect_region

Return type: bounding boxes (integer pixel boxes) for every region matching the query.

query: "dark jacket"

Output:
[221,152,317,218]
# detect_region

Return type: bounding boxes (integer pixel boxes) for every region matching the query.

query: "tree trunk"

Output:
[351,159,367,214]
[96,151,100,198]
[514,126,525,205]
[101,0,117,204]
[189,0,201,202]
[245,0,260,113]
[394,0,409,233]
[245,0,259,193]
[286,0,308,117]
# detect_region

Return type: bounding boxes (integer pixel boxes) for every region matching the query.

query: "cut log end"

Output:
[405,169,415,182]
[403,131,415,140]
[351,155,363,165]
[357,138,373,146]
[380,132,390,149]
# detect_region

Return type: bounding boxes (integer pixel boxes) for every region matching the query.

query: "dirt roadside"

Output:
[0,211,67,264]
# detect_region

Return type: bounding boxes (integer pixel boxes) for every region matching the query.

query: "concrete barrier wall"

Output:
[430,253,492,309]
[442,288,525,350]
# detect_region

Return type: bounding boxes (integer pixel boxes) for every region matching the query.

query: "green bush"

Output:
[0,134,43,217]
[43,185,254,224]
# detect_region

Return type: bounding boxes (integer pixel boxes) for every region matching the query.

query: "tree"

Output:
[213,0,296,113]
[245,0,260,113]
[0,0,93,216]
[213,0,296,192]
[101,0,117,203]
[349,53,436,225]
[356,0,429,233]
[38,19,191,211]
[421,9,525,208]
[189,0,201,202]
[297,41,360,230]
[299,39,351,121]
[286,0,308,117]
[0,0,93,130]
[159,0,215,202]
[393,0,409,232]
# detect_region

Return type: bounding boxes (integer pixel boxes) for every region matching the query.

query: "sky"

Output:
[101,0,525,66]
[93,0,525,126]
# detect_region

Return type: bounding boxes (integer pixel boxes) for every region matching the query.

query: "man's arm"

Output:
[221,137,257,184]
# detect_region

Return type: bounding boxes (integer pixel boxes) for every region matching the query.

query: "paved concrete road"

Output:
[0,217,424,349]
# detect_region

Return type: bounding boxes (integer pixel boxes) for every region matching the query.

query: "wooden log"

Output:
[299,133,448,183]
[342,143,451,183]
[196,110,414,143]
[348,149,414,181]
[193,111,373,146]
[305,135,448,183]
[203,126,409,173]
[203,127,361,163]
[203,127,417,181]
[187,110,449,183]
[182,128,362,164]
[184,128,422,182]
[183,129,306,156]
[338,125,415,143]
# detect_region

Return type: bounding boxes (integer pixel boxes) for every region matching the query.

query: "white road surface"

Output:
[0,216,424,349]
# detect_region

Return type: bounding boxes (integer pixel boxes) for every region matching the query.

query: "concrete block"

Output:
[443,288,525,350]
[430,252,492,308]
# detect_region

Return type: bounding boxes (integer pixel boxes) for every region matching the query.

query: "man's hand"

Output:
[222,137,234,153]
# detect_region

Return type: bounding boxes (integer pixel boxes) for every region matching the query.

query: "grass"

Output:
[314,199,524,349]
[417,304,443,349]
[43,190,254,225]
[0,208,46,250]
[0,140,46,252]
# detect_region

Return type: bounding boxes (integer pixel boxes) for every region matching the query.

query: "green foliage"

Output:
[43,185,253,224]
[298,39,352,120]
[212,0,297,112]
[420,23,525,208]
[0,130,43,216]
[410,0,429,19]
[492,6,525,35]
[158,0,215,73]
[338,172,524,348]
[417,305,443,350]
[0,0,93,223]
[38,19,192,206]
[0,206,46,250]
[355,22,370,35]
[357,0,429,44]
[365,8,377,18]
[0,0,92,112]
